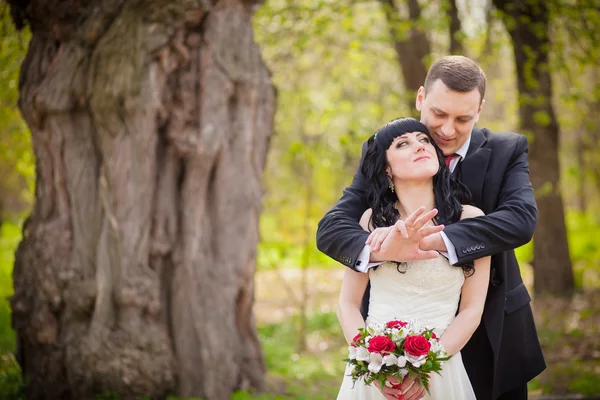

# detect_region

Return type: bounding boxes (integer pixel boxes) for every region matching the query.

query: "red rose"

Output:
[386,320,408,329]
[404,335,431,357]
[431,332,438,340]
[351,333,362,347]
[368,335,396,353]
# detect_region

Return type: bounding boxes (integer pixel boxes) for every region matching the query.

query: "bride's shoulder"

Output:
[460,205,484,220]
[359,208,373,230]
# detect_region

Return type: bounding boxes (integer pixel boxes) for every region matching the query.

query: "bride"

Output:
[336,118,491,400]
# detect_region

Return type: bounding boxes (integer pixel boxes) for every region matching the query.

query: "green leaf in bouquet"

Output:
[424,359,433,371]
[419,374,432,395]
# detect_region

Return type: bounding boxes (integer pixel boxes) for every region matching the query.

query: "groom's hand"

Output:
[419,231,446,253]
[368,207,443,263]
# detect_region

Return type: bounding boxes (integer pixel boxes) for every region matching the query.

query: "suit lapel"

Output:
[458,128,490,206]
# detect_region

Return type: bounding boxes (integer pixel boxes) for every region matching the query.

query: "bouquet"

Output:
[345,319,450,392]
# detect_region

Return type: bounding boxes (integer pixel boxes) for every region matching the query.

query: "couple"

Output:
[317,56,546,400]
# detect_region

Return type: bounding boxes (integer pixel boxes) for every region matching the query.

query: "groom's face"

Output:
[416,79,484,156]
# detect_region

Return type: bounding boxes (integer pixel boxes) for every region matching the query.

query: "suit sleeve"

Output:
[444,135,537,263]
[316,142,371,270]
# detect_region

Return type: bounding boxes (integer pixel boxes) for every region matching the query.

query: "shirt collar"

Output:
[453,135,471,161]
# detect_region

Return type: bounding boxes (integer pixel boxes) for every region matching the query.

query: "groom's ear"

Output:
[475,99,485,122]
[415,86,425,111]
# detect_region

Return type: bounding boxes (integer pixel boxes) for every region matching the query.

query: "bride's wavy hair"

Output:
[361,118,474,272]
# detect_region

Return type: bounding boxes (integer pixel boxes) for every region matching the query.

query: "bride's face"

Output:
[385,131,439,183]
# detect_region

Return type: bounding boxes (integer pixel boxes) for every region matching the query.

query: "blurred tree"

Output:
[447,0,464,54]
[494,0,574,296]
[254,0,406,273]
[379,0,471,114]
[6,1,274,399]
[379,0,430,115]
[550,0,600,216]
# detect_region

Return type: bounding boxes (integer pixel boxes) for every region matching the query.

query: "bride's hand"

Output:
[396,376,427,400]
[375,375,427,400]
[370,207,444,262]
[374,376,403,400]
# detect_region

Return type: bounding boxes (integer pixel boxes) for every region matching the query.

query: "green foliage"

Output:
[515,210,600,289]
[565,211,600,289]
[252,0,528,270]
[257,310,344,399]
[0,353,24,400]
[0,221,24,400]
[549,0,600,218]
[254,0,407,270]
[0,222,21,353]
[568,362,600,395]
[0,12,33,397]
[0,7,34,220]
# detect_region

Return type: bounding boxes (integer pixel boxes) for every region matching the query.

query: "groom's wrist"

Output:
[419,232,445,252]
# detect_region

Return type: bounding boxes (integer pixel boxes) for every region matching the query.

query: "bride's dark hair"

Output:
[361,117,474,272]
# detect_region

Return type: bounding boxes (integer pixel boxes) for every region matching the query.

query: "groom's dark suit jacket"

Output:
[316,127,546,400]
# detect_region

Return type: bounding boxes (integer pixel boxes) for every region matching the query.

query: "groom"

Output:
[317,56,545,400]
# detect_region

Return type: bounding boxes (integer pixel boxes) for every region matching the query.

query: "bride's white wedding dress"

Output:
[337,256,476,400]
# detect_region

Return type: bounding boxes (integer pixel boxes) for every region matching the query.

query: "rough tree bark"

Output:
[494,0,574,296]
[8,1,275,399]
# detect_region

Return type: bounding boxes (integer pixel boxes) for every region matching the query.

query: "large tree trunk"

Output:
[494,0,574,296]
[8,1,274,399]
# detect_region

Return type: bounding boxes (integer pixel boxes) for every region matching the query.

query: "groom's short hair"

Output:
[424,56,486,103]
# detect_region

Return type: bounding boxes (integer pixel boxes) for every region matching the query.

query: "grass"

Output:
[256,310,345,399]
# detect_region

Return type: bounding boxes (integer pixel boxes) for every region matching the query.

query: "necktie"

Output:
[445,154,454,167]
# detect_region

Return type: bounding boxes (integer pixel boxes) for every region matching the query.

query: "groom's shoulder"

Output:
[477,127,525,147]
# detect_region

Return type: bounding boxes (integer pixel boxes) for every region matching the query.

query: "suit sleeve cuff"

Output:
[356,245,384,273]
[440,231,458,265]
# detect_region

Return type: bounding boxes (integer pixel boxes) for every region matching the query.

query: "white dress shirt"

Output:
[355,135,472,273]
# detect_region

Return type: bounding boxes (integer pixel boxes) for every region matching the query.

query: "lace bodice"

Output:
[366,255,465,335]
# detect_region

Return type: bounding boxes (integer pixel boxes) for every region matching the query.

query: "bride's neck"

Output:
[394,180,435,219]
